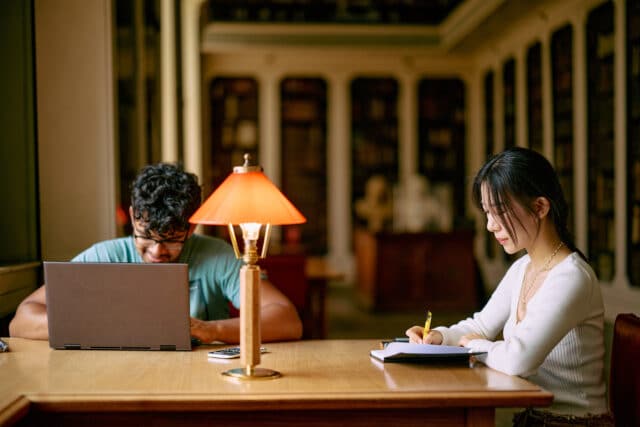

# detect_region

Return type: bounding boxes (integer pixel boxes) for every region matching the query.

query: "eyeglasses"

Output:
[133,233,188,251]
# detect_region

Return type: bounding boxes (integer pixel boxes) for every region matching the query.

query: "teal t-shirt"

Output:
[71,234,243,320]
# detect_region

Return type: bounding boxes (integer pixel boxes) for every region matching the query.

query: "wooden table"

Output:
[0,338,552,427]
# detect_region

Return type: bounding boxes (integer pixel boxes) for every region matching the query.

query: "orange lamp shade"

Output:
[189,170,306,226]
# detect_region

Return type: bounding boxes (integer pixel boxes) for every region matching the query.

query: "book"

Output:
[370,342,486,364]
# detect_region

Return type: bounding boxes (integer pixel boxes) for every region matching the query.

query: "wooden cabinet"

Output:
[551,24,575,238]
[354,228,478,312]
[627,0,640,288]
[587,1,615,281]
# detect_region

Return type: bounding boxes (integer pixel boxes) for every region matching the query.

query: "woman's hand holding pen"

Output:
[405,325,443,344]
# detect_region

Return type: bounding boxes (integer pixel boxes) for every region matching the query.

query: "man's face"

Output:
[131,219,189,263]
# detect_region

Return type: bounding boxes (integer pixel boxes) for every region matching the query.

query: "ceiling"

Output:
[202,0,558,54]
[205,0,465,26]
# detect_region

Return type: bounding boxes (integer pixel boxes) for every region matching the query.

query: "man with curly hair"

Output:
[9,163,303,344]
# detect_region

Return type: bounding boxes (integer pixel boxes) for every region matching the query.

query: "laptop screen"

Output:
[44,262,191,351]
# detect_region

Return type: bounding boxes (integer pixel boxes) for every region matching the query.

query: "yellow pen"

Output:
[423,310,432,337]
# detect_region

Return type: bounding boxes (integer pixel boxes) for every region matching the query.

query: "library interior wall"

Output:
[470,0,639,319]
[35,0,117,261]
[195,0,640,318]
[28,0,639,319]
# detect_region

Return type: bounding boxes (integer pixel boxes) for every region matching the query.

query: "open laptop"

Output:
[44,261,191,351]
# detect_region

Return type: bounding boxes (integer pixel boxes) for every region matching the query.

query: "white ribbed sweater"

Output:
[435,253,608,416]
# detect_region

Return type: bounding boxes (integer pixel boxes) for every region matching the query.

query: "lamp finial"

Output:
[234,153,262,174]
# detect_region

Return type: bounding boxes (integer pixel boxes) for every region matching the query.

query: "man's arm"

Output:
[9,286,49,340]
[189,279,303,344]
[258,279,303,341]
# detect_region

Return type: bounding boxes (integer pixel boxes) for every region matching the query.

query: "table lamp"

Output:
[189,154,306,380]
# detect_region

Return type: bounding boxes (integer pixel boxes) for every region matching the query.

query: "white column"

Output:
[35,0,116,259]
[466,71,486,259]
[515,47,527,148]
[613,0,627,284]
[160,0,178,162]
[327,73,353,278]
[257,73,282,245]
[572,15,587,254]
[134,0,147,166]
[181,0,205,179]
[495,61,505,152]
[541,34,554,160]
[398,73,417,185]
[259,73,280,184]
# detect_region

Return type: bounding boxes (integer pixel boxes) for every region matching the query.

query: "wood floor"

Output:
[325,282,476,340]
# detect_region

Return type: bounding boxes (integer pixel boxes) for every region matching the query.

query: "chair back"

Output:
[609,313,640,427]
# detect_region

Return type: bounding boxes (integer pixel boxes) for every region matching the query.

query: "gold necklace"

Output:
[519,241,564,312]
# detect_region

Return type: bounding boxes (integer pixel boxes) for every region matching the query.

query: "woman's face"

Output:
[480,183,537,255]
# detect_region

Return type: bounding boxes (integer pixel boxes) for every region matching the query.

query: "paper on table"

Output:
[370,342,485,363]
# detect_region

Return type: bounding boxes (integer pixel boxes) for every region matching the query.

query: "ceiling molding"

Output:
[200,0,547,55]
[202,23,441,53]
[438,0,507,50]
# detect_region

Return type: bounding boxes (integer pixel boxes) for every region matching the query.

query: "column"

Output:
[516,47,527,148]
[541,34,554,160]
[327,73,353,277]
[160,0,178,162]
[572,15,587,253]
[398,74,417,186]
[613,0,627,284]
[259,73,280,184]
[181,0,205,179]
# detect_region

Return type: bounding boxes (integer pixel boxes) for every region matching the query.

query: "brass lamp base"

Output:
[222,367,282,380]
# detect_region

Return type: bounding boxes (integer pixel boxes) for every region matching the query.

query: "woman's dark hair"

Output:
[130,163,202,236]
[471,147,583,259]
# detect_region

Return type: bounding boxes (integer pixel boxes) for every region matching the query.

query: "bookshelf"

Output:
[350,77,399,228]
[627,0,640,287]
[209,77,259,190]
[586,1,615,282]
[503,58,516,149]
[527,42,543,153]
[417,78,466,221]
[483,70,498,260]
[280,77,328,255]
[551,24,575,239]
[207,77,259,239]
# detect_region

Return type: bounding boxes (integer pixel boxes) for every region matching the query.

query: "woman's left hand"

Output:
[458,333,484,347]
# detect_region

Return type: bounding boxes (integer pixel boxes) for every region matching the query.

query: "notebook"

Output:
[370,342,486,363]
[44,261,192,351]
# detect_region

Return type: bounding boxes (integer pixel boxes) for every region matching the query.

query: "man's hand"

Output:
[189,317,216,343]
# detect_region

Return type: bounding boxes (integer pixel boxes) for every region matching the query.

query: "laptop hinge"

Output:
[160,345,176,351]
[63,344,82,350]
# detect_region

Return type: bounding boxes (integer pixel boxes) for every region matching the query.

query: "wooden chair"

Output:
[609,313,640,427]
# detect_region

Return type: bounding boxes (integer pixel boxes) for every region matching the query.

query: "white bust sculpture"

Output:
[394,174,452,232]
[355,175,394,232]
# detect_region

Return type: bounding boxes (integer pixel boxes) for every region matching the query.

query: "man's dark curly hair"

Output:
[130,163,202,236]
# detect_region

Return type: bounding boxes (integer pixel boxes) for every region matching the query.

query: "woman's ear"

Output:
[533,197,550,218]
